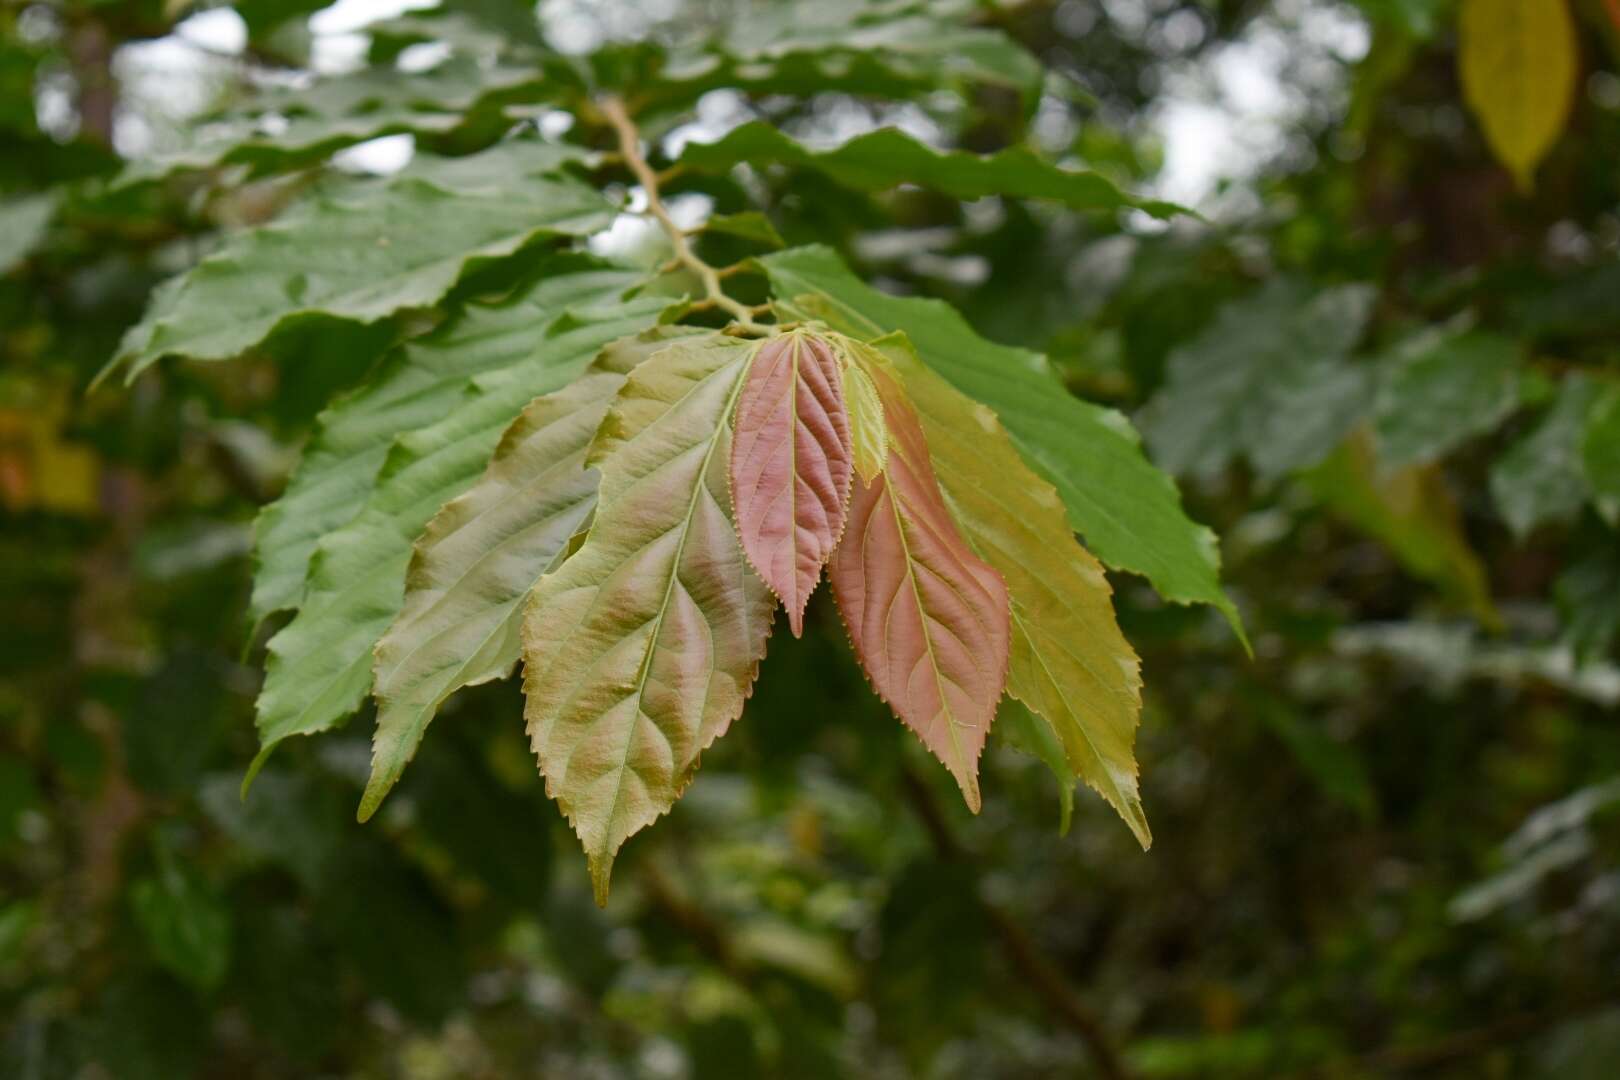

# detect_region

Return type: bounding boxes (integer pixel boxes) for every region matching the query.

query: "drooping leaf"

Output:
[1304,430,1498,625]
[875,334,1148,847]
[760,244,1244,645]
[729,331,854,636]
[1490,374,1603,538]
[1582,384,1620,523]
[250,289,673,780]
[995,699,1075,835]
[359,327,704,819]
[677,123,1184,219]
[842,356,889,484]
[829,346,1009,812]
[1373,326,1521,467]
[107,144,614,382]
[1458,0,1578,190]
[521,335,777,903]
[1141,278,1377,482]
[249,258,645,626]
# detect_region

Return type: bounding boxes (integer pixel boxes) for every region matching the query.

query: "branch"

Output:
[597,96,773,335]
[900,767,1131,1080]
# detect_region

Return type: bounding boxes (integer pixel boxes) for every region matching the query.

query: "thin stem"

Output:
[598,96,771,335]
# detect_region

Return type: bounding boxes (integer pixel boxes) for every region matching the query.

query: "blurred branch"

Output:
[900,766,1130,1080]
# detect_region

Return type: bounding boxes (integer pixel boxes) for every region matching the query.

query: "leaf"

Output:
[1490,374,1603,538]
[1141,279,1377,482]
[876,334,1148,847]
[249,257,644,626]
[1304,430,1498,626]
[360,327,704,819]
[521,335,777,904]
[1582,384,1620,523]
[729,331,854,636]
[1556,547,1620,663]
[760,245,1244,645]
[843,356,889,483]
[1373,326,1520,467]
[1253,693,1376,820]
[1458,0,1578,190]
[995,696,1075,835]
[0,191,53,273]
[829,346,1009,812]
[700,211,785,250]
[106,144,614,382]
[677,123,1184,219]
[250,288,672,779]
[130,847,231,992]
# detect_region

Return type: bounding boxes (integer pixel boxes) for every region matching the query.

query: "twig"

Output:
[597,96,772,336]
[900,767,1131,1080]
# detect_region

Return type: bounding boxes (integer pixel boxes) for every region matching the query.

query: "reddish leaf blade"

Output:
[829,355,1009,810]
[730,331,854,635]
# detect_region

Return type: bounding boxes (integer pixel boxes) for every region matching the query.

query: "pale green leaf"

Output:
[360,327,706,819]
[1141,279,1377,481]
[1373,327,1520,467]
[108,144,615,382]
[522,335,776,904]
[877,333,1149,848]
[1459,0,1578,190]
[249,288,673,779]
[249,258,645,626]
[841,356,888,483]
[760,244,1243,644]
[678,123,1184,220]
[1490,374,1603,538]
[0,192,54,274]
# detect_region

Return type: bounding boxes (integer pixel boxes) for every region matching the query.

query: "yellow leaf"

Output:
[1458,0,1578,191]
[841,356,888,484]
[868,334,1151,848]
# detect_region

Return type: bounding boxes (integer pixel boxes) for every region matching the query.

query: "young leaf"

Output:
[108,150,614,382]
[522,335,776,904]
[361,327,706,819]
[875,334,1149,848]
[843,357,888,483]
[829,347,1010,812]
[1458,0,1577,190]
[761,245,1244,646]
[729,331,854,636]
[250,257,644,626]
[251,291,673,781]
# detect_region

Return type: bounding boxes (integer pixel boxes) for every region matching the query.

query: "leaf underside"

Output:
[829,346,1009,812]
[522,334,776,905]
[730,332,854,636]
[361,327,709,819]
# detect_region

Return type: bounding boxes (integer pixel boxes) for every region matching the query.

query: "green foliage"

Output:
[6,0,1620,1076]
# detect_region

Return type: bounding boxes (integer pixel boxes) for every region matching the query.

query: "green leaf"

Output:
[1304,430,1498,625]
[359,327,704,819]
[1141,279,1377,482]
[698,211,786,250]
[106,143,615,383]
[249,257,645,626]
[0,191,53,273]
[1254,694,1375,820]
[761,244,1244,645]
[249,287,672,779]
[1556,547,1620,663]
[995,699,1075,835]
[878,333,1148,848]
[129,847,231,992]
[677,123,1184,219]
[522,335,777,904]
[1583,384,1620,523]
[1458,0,1578,190]
[1490,374,1603,539]
[1373,326,1521,467]
[842,355,889,483]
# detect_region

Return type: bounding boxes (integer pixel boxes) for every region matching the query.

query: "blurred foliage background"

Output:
[4,0,1620,1077]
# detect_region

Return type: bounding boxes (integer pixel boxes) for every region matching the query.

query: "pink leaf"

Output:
[730,332,854,635]
[828,355,1009,810]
